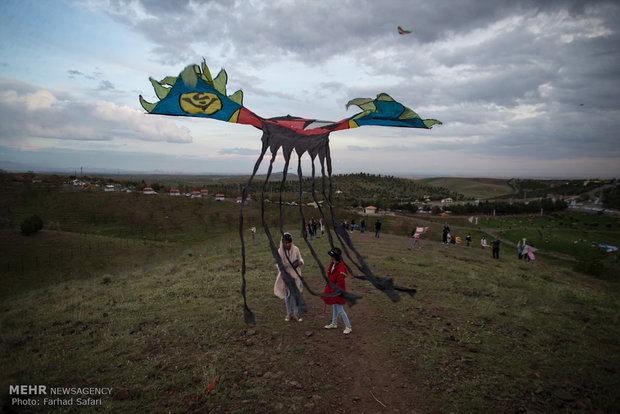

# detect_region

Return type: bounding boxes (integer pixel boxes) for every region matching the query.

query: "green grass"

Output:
[0,229,182,299]
[1,179,619,412]
[2,225,619,412]
[422,212,620,277]
[1,235,271,412]
[352,235,620,413]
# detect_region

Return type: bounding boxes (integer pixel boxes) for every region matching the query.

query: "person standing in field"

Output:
[273,233,305,322]
[374,219,382,238]
[442,225,450,244]
[308,219,315,240]
[412,231,421,249]
[517,239,523,259]
[322,247,352,334]
[492,236,500,259]
[360,218,366,233]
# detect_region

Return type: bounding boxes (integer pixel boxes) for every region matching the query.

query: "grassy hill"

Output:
[1,174,619,412]
[1,180,617,286]
[417,177,514,199]
[1,226,618,412]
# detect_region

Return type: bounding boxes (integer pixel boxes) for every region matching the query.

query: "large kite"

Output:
[140,60,441,323]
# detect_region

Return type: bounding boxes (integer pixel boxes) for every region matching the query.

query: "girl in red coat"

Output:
[322,247,352,334]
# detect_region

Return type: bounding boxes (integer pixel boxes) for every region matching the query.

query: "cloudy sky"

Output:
[0,0,619,178]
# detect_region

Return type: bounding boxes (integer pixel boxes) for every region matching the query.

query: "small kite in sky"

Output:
[140,60,440,323]
[398,25,412,35]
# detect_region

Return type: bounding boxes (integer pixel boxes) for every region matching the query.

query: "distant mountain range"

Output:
[0,160,241,177]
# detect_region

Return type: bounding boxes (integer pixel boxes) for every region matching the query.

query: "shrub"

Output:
[21,214,43,236]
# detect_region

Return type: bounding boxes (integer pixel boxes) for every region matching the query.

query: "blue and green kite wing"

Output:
[344,93,441,130]
[139,61,262,128]
[139,61,440,132]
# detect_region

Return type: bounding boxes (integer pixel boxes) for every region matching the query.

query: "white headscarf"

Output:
[274,233,304,299]
[278,232,302,272]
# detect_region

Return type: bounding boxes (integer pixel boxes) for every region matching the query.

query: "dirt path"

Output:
[271,287,442,413]
[192,232,445,413]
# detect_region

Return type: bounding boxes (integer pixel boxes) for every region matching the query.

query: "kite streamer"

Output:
[140,60,441,323]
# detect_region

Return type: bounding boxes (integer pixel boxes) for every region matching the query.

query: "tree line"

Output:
[442,198,568,215]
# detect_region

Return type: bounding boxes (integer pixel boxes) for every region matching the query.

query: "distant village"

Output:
[3,171,618,216]
[68,178,243,203]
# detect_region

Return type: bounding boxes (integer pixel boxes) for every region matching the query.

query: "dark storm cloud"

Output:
[104,0,617,58]
[103,0,620,175]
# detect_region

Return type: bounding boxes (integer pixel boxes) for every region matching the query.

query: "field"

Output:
[1,180,619,413]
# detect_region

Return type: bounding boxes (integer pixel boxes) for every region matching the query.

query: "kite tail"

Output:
[294,154,360,307]
[238,141,270,324]
[315,150,379,299]
[257,137,306,319]
[323,145,415,301]
[394,285,417,296]
[320,144,368,270]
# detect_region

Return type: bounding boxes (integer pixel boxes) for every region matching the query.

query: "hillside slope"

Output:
[1,229,618,412]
